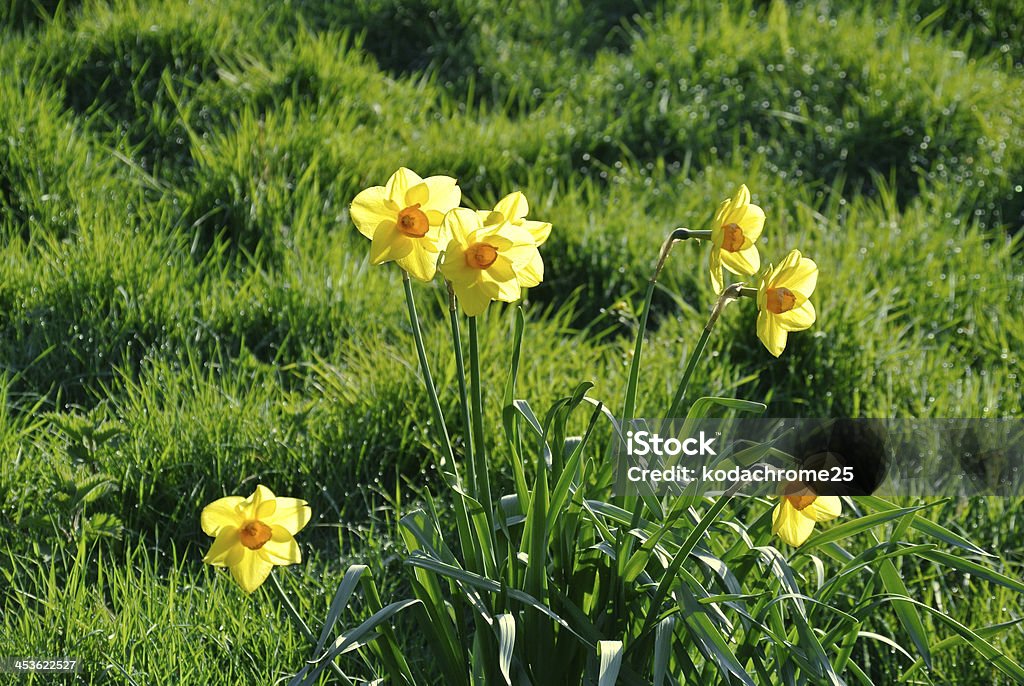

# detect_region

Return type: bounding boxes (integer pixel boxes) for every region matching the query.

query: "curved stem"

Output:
[621,228,710,421]
[666,283,745,419]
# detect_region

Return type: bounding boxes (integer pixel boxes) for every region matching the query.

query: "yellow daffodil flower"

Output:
[709,184,764,294]
[772,482,841,546]
[439,208,543,316]
[201,485,311,593]
[350,167,461,281]
[477,191,551,287]
[756,249,818,357]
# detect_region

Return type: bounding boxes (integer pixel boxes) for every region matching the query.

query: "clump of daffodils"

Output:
[350,169,551,315]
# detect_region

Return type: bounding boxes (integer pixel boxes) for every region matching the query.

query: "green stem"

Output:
[401,270,480,576]
[467,317,495,542]
[621,227,709,422]
[402,271,456,467]
[666,283,745,419]
[271,573,353,684]
[447,284,476,494]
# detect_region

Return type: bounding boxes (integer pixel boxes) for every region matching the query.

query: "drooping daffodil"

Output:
[201,485,311,593]
[772,482,841,546]
[709,184,764,294]
[756,249,818,357]
[477,192,551,287]
[439,208,544,316]
[350,167,461,281]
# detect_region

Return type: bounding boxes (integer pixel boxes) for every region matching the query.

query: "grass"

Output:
[1,0,1023,683]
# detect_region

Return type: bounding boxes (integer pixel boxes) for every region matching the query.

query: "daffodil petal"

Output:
[230,549,274,593]
[458,281,500,316]
[405,182,430,208]
[486,256,517,284]
[735,202,765,241]
[397,242,440,281]
[421,175,461,214]
[350,186,395,240]
[709,248,724,295]
[443,208,482,244]
[776,253,818,295]
[721,244,759,276]
[439,245,479,286]
[203,526,241,565]
[757,311,788,357]
[369,222,412,265]
[385,167,423,205]
[494,191,529,222]
[520,219,551,245]
[201,496,244,536]
[772,501,817,546]
[776,299,816,331]
[262,498,311,536]
[259,526,302,564]
[804,495,841,523]
[503,245,544,287]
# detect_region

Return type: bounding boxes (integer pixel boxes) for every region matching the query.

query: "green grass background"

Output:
[1,0,1023,682]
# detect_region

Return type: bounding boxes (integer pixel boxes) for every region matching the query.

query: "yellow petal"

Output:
[503,245,544,287]
[735,202,765,241]
[203,527,242,565]
[494,191,529,222]
[201,496,244,536]
[350,186,396,240]
[804,495,841,523]
[421,175,461,214]
[405,181,430,207]
[775,299,816,331]
[385,167,424,205]
[398,242,440,281]
[775,251,818,295]
[259,526,302,564]
[369,221,413,265]
[709,248,724,295]
[230,548,274,593]
[720,243,760,276]
[772,500,817,546]
[443,207,482,244]
[520,219,551,245]
[262,498,311,536]
[757,311,788,357]
[713,198,731,228]
[440,243,479,287]
[456,281,499,316]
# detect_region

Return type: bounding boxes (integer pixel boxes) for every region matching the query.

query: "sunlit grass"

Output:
[1,0,1023,682]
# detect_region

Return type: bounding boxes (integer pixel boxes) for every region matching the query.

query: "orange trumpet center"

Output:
[783,482,818,511]
[397,204,429,238]
[765,287,796,314]
[720,223,745,252]
[239,520,273,550]
[465,242,499,269]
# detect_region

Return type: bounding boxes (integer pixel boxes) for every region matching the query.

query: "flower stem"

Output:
[401,270,481,575]
[402,271,456,468]
[666,283,745,419]
[467,317,495,535]
[621,228,708,421]
[447,283,476,493]
[271,573,353,684]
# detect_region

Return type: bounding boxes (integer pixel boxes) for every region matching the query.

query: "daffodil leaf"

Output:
[597,640,624,686]
[495,614,515,686]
